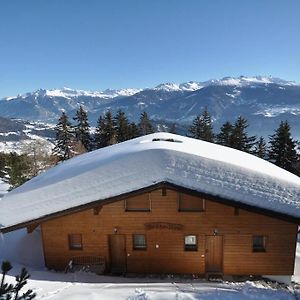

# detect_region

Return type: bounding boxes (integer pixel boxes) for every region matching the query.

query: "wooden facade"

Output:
[40,188,298,275]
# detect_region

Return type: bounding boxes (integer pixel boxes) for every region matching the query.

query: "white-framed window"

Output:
[184,235,197,251]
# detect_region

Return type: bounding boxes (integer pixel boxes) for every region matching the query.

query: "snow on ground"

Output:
[0,178,10,198]
[2,263,299,300]
[254,105,300,118]
[292,242,300,283]
[0,228,44,268]
[0,134,54,155]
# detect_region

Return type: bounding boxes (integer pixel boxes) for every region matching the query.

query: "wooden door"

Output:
[205,235,223,273]
[109,234,126,274]
[147,231,181,273]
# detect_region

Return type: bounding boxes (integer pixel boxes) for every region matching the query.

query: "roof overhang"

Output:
[1,181,299,234]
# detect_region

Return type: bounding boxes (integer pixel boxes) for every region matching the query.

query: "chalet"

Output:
[0,133,300,283]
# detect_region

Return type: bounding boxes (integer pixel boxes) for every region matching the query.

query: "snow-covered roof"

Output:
[1,132,300,231]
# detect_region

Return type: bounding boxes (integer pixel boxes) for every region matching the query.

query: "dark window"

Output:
[133,234,146,250]
[178,194,205,212]
[234,207,239,216]
[252,235,266,252]
[184,235,198,251]
[161,187,167,196]
[68,234,83,250]
[125,194,151,211]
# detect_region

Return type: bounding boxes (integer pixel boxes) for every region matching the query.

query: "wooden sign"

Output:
[144,222,184,231]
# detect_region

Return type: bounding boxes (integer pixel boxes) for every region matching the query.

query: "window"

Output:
[184,235,197,251]
[178,193,205,212]
[252,235,266,252]
[133,234,146,250]
[68,234,83,250]
[161,187,167,197]
[125,194,151,211]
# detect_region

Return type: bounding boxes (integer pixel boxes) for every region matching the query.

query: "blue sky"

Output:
[0,0,300,97]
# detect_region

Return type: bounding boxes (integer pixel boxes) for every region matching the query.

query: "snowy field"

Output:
[2,261,300,300]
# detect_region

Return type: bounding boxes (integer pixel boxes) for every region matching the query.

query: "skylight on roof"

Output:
[152,138,182,143]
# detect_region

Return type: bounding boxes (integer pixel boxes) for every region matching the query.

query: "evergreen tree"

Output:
[294,158,300,177]
[216,121,233,147]
[169,123,177,134]
[0,261,36,299]
[127,122,140,140]
[188,107,214,142]
[103,111,117,145]
[231,116,256,153]
[138,112,154,135]
[254,136,267,159]
[94,116,105,149]
[52,112,74,161]
[114,110,130,143]
[268,121,299,173]
[73,106,91,151]
[6,153,31,189]
[0,153,7,179]
[94,111,116,148]
[0,261,13,298]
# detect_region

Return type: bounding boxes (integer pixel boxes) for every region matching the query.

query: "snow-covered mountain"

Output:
[0,76,300,138]
[3,87,141,101]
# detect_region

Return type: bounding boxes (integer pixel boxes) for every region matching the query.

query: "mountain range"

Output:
[0,76,300,138]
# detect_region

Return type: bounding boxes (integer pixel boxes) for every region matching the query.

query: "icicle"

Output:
[0,231,5,260]
[0,231,4,244]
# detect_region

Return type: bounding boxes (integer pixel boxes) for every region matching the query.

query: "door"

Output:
[109,234,126,274]
[147,231,182,273]
[205,235,223,273]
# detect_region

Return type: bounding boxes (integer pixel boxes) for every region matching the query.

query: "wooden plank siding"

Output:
[41,188,298,275]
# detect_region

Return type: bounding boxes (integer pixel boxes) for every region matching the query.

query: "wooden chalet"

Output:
[0,133,299,282]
